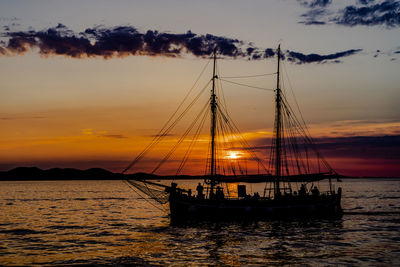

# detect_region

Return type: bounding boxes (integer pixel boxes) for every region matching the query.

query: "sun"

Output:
[227,151,241,159]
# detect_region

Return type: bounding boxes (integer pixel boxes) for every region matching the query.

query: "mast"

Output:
[274,44,282,197]
[210,49,218,194]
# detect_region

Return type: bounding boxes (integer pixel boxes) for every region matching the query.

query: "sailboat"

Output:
[125,45,343,222]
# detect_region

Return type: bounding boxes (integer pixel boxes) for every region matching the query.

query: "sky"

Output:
[0,0,399,177]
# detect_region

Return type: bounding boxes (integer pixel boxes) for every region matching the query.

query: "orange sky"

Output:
[1,1,400,176]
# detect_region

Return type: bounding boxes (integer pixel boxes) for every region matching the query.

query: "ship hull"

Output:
[169,193,342,222]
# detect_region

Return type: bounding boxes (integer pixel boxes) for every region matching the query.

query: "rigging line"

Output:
[152,100,210,174]
[218,114,246,176]
[286,109,306,176]
[280,113,290,178]
[281,96,333,173]
[219,115,238,175]
[122,79,211,174]
[156,57,212,139]
[216,112,238,176]
[217,82,236,176]
[219,72,277,79]
[177,106,209,175]
[176,104,210,175]
[219,78,275,91]
[286,112,307,175]
[281,61,313,141]
[121,59,211,174]
[216,103,269,173]
[283,109,300,174]
[216,63,228,114]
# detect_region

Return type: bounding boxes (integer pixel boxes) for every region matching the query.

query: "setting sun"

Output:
[227,151,241,160]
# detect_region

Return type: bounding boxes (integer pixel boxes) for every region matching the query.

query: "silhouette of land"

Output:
[0,167,151,181]
[0,167,209,181]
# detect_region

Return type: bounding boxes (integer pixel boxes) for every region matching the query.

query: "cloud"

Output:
[0,24,361,64]
[297,0,332,8]
[0,115,46,120]
[357,0,376,5]
[81,128,126,138]
[99,134,127,139]
[1,24,248,59]
[374,49,381,57]
[300,20,327,25]
[248,135,400,159]
[318,135,400,176]
[308,0,332,8]
[335,0,400,27]
[298,0,400,28]
[228,133,400,176]
[299,7,332,25]
[313,135,400,160]
[286,49,362,64]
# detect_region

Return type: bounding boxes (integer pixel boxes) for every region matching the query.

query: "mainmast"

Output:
[210,49,218,194]
[274,45,282,197]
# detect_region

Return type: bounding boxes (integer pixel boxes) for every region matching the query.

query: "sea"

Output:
[0,179,399,266]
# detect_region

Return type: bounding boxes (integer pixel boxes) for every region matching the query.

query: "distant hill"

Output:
[1,167,395,181]
[0,167,195,181]
[0,167,121,180]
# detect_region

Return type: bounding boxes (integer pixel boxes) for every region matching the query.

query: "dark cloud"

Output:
[264,48,276,58]
[1,25,247,59]
[299,7,331,25]
[313,135,400,161]
[248,134,400,160]
[335,0,400,27]
[286,49,362,64]
[374,49,381,57]
[231,134,400,176]
[308,0,332,8]
[0,24,361,64]
[299,0,400,28]
[358,0,376,5]
[300,20,327,25]
[297,0,332,8]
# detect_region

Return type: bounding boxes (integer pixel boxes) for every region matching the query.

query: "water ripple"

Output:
[0,179,399,266]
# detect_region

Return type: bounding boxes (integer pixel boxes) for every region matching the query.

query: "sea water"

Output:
[0,179,399,266]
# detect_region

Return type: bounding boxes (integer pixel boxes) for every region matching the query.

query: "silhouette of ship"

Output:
[125,45,343,222]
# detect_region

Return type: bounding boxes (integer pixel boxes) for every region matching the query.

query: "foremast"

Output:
[274,45,282,197]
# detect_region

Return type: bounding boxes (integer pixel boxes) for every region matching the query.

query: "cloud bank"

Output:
[0,24,361,64]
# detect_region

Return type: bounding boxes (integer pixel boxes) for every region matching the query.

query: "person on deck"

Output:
[196,183,204,199]
[299,184,307,196]
[216,186,224,200]
[311,186,320,196]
